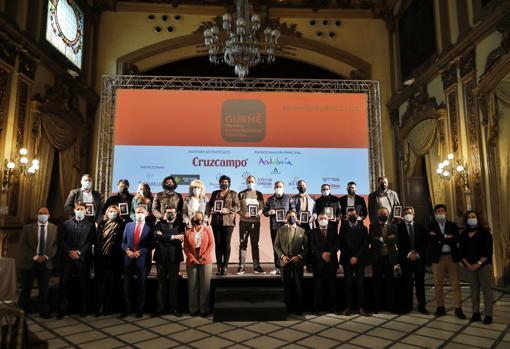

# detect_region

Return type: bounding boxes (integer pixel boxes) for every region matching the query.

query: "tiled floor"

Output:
[26,284,510,349]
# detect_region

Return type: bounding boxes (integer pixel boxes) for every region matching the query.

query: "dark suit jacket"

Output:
[310,226,339,268]
[103,192,134,216]
[339,222,369,266]
[121,222,154,267]
[314,195,342,222]
[59,218,95,262]
[153,219,185,264]
[367,189,400,224]
[64,188,104,223]
[18,222,59,269]
[339,195,368,220]
[397,221,427,264]
[369,222,399,266]
[274,224,308,267]
[427,220,460,263]
[263,194,296,231]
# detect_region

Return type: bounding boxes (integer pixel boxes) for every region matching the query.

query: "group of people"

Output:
[17,173,494,324]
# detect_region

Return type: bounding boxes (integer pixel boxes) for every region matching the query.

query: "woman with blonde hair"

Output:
[183,211,214,316]
[130,182,155,226]
[183,179,209,227]
[95,204,125,316]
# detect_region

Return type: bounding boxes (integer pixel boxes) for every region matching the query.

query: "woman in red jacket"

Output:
[184,211,215,316]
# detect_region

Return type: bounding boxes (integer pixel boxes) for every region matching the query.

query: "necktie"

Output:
[38,225,45,256]
[321,229,327,238]
[408,223,415,250]
[133,223,141,251]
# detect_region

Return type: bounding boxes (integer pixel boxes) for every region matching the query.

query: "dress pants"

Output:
[186,263,212,314]
[270,228,280,269]
[401,258,426,312]
[281,263,304,313]
[431,254,461,308]
[18,262,51,315]
[467,264,493,316]
[212,225,234,270]
[238,221,261,267]
[59,259,89,314]
[123,258,147,314]
[156,262,180,312]
[95,255,121,313]
[372,255,395,312]
[313,261,337,312]
[343,262,365,310]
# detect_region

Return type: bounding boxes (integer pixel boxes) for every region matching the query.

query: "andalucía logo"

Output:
[271,168,280,174]
[258,157,293,166]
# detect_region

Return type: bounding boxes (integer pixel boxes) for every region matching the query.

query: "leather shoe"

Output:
[418,307,430,315]
[121,312,129,318]
[482,316,492,324]
[40,313,51,319]
[359,309,370,317]
[342,308,352,316]
[56,313,64,320]
[173,310,182,317]
[454,308,466,320]
[135,312,143,318]
[470,312,481,322]
[434,306,446,317]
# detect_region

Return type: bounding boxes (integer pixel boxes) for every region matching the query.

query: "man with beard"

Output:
[368,176,401,224]
[339,181,368,222]
[103,179,134,222]
[152,176,184,223]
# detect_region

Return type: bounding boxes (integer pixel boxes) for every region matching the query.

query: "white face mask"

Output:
[192,188,201,197]
[403,214,413,223]
[467,218,478,227]
[318,219,328,228]
[321,190,330,197]
[82,180,92,190]
[275,188,284,196]
[435,213,446,221]
[247,183,256,190]
[135,213,145,222]
[75,210,85,220]
[108,212,118,221]
[38,214,49,223]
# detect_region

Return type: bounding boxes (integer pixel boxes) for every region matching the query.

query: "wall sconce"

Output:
[436,153,469,191]
[2,148,39,191]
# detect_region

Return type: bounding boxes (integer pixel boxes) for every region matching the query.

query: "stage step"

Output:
[213,287,287,321]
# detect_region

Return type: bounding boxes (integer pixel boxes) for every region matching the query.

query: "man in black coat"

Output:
[314,184,342,231]
[310,213,339,314]
[339,208,370,316]
[153,206,185,317]
[64,174,103,223]
[339,182,368,221]
[397,206,428,314]
[428,204,465,319]
[57,202,95,318]
[103,179,134,222]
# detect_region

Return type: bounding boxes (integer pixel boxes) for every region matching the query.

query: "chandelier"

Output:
[203,0,280,80]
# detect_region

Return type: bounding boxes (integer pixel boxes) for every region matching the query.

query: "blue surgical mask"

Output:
[38,214,49,223]
[467,218,478,227]
[82,181,92,190]
[108,212,118,221]
[75,210,85,220]
[287,216,297,225]
[247,183,255,190]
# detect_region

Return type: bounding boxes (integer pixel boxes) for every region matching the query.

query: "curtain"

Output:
[59,141,81,205]
[40,112,77,151]
[424,139,445,207]
[407,119,437,156]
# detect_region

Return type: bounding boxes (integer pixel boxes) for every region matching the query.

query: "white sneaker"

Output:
[269,269,278,275]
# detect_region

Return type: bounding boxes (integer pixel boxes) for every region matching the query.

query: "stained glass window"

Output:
[45,0,84,69]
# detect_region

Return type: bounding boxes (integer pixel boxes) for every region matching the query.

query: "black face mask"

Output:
[119,187,129,195]
[379,215,389,223]
[192,219,203,226]
[347,189,355,195]
[379,183,387,190]
[348,216,357,223]
[167,213,175,221]
[220,183,229,190]
[297,187,306,194]
[164,184,176,191]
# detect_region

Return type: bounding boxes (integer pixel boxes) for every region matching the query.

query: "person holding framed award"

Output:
[64,173,103,224]
[367,176,401,224]
[264,181,296,275]
[209,175,240,276]
[314,184,342,232]
[152,176,184,223]
[103,179,134,223]
[339,182,368,221]
[236,175,265,274]
[293,179,316,272]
